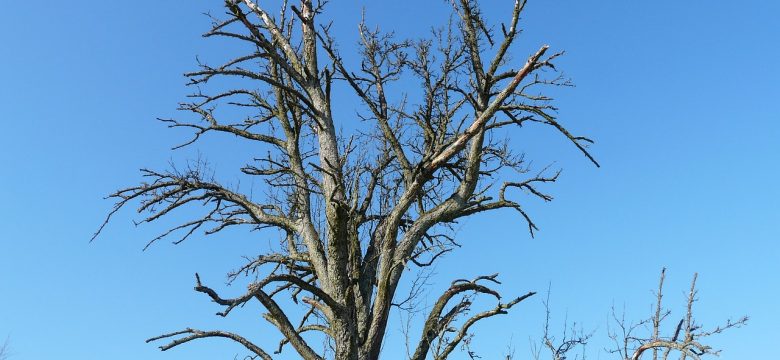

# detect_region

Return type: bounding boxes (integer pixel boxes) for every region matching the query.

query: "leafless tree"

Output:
[607,269,747,360]
[528,287,592,360]
[0,336,10,360]
[95,1,599,359]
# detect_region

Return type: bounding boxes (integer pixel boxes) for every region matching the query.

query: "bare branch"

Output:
[147,328,273,360]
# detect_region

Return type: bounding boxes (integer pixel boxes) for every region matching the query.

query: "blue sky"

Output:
[1,1,778,359]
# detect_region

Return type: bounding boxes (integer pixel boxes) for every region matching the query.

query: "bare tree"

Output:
[0,336,10,360]
[528,287,592,360]
[506,271,745,360]
[607,269,747,360]
[95,1,599,359]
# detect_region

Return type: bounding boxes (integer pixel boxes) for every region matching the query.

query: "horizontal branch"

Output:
[146,328,273,360]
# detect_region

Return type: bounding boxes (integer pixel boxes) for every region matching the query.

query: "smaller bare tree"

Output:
[0,336,10,360]
[528,286,592,360]
[608,269,748,360]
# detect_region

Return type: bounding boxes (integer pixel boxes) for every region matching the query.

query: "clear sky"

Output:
[1,1,778,359]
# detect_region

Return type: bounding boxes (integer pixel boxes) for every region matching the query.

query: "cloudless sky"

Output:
[1,1,778,359]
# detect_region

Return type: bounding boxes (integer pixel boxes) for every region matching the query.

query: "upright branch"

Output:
[528,286,592,360]
[607,270,748,360]
[95,1,599,359]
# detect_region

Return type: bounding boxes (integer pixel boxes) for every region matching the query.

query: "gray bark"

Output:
[95,1,599,359]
